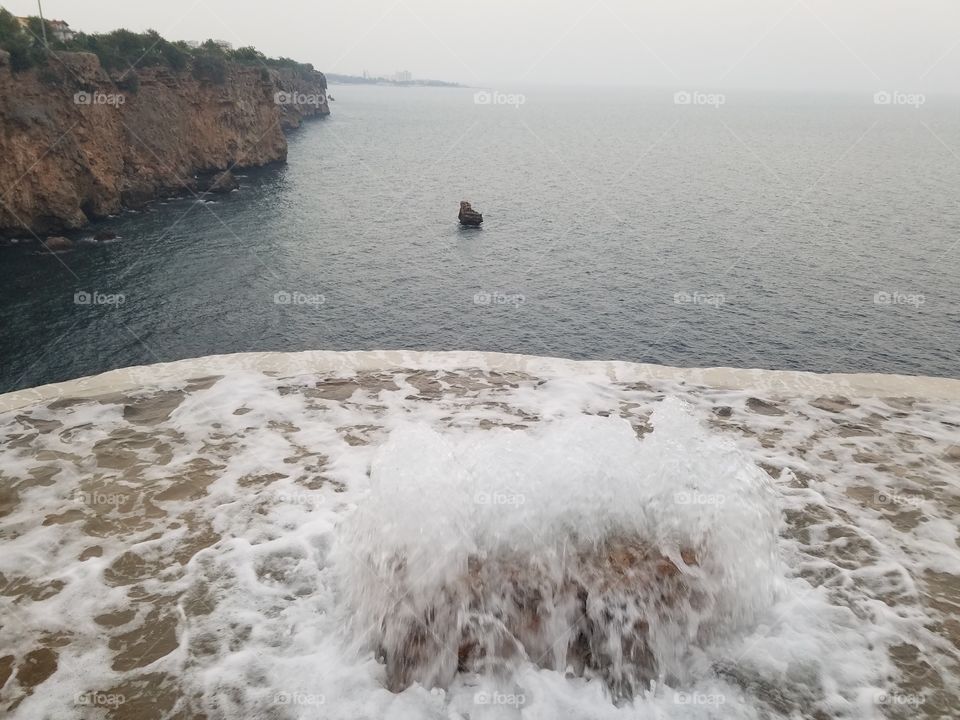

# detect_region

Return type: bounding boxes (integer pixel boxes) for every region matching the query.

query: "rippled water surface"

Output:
[1,86,959,390]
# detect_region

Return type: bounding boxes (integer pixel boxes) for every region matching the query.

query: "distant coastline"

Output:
[326,72,462,88]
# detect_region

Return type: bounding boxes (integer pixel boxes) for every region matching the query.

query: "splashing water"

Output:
[3,362,953,719]
[335,398,783,702]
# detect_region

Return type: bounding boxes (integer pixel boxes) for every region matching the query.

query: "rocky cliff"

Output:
[0,50,328,237]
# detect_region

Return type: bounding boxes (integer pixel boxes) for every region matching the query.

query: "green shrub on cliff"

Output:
[231,46,266,65]
[72,29,142,70]
[0,7,16,35]
[160,40,190,71]
[262,56,315,74]
[0,9,318,82]
[191,52,227,84]
[70,28,187,73]
[0,8,47,71]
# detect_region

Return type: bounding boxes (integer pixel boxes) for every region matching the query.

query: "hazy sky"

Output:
[6,0,960,92]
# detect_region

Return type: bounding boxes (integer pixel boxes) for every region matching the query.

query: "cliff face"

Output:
[0,51,328,237]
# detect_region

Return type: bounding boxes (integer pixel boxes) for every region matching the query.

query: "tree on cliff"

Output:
[0,8,46,71]
[0,11,318,85]
[70,28,189,72]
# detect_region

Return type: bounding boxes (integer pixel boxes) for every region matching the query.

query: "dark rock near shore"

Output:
[197,170,239,194]
[120,187,156,211]
[44,236,73,251]
[93,231,118,241]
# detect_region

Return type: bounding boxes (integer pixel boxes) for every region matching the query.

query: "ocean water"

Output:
[1,85,959,391]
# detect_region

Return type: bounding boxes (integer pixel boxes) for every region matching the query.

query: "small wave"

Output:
[337,399,783,701]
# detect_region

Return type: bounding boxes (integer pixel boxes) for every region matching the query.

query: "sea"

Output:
[1,84,958,391]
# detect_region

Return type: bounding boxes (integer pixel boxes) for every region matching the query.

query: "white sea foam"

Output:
[0,356,957,719]
[336,401,783,697]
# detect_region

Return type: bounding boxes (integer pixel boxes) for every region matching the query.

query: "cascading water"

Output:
[2,362,951,719]
[334,398,784,703]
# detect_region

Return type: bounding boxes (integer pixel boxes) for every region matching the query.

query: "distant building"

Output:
[394,70,413,82]
[49,20,75,42]
[212,39,233,50]
[185,40,201,49]
[15,16,75,42]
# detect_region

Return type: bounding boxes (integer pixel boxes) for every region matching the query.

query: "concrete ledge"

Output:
[2,350,959,413]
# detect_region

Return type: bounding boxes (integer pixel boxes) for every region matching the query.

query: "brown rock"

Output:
[197,169,238,194]
[274,67,331,130]
[44,236,73,251]
[55,51,111,85]
[0,655,13,689]
[0,54,328,236]
[376,537,700,698]
[93,231,117,241]
[0,485,18,517]
[746,397,785,416]
[458,200,483,227]
[810,396,858,413]
[15,648,58,688]
[119,187,156,210]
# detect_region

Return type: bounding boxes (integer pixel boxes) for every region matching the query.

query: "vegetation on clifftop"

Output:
[0,8,315,82]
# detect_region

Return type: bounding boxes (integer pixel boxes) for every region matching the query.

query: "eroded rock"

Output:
[44,236,73,251]
[374,538,700,699]
[458,200,483,227]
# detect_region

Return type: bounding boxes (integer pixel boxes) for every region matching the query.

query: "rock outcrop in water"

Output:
[43,235,72,251]
[458,200,483,227]
[0,50,328,237]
